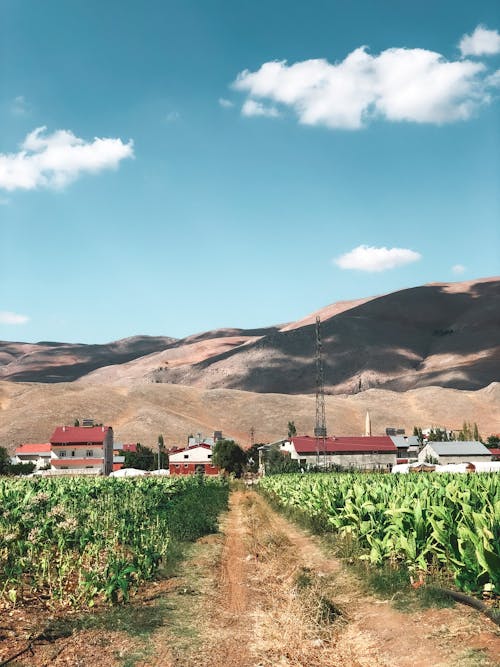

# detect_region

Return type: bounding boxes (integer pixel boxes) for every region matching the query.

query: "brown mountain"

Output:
[0,336,177,383]
[1,278,499,395]
[82,277,500,394]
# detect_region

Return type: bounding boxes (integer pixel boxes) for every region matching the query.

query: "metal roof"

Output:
[427,441,491,456]
[390,435,420,447]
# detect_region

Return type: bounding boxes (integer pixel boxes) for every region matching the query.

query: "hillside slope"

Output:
[153,278,500,394]
[1,380,498,452]
[0,336,177,383]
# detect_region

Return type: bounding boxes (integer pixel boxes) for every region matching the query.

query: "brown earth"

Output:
[1,379,499,453]
[3,490,498,667]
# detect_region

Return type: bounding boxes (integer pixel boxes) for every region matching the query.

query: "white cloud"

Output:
[165,111,180,122]
[241,99,280,118]
[233,37,499,129]
[0,126,134,191]
[334,245,422,272]
[0,311,29,325]
[219,98,234,108]
[459,25,500,57]
[11,96,29,116]
[452,264,466,274]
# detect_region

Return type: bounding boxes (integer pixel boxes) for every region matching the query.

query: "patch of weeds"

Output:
[295,567,314,590]
[43,599,170,639]
[453,648,494,666]
[117,645,154,667]
[316,596,343,625]
[294,567,343,626]
[349,560,455,612]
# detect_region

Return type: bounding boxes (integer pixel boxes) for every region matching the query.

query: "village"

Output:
[11,413,500,478]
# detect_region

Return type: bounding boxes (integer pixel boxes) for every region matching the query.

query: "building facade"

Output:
[14,443,52,470]
[169,443,219,475]
[49,424,114,475]
[281,435,397,470]
[418,441,492,465]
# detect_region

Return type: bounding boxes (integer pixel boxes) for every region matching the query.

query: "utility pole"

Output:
[314,316,327,467]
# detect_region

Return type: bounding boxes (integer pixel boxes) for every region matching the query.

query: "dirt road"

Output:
[3,489,499,666]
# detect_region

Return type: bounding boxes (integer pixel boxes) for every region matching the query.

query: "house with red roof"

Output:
[280,435,397,470]
[168,443,219,476]
[14,443,52,470]
[49,423,113,475]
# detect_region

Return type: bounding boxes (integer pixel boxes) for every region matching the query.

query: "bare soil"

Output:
[1,490,499,667]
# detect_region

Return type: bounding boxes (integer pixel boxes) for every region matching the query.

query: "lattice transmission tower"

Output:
[314,316,327,466]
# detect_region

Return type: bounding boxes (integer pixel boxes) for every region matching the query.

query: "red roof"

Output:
[489,449,500,457]
[291,435,397,454]
[15,443,51,454]
[122,443,137,452]
[50,426,111,444]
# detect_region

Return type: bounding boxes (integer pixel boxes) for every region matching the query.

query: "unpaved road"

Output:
[3,490,499,666]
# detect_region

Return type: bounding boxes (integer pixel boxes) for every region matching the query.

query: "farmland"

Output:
[261,473,500,595]
[0,476,228,608]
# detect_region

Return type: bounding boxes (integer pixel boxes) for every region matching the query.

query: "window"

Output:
[71,451,76,457]
[59,451,66,457]
[184,464,188,468]
[175,464,180,469]
[207,453,212,458]
[86,450,93,457]
[183,454,189,459]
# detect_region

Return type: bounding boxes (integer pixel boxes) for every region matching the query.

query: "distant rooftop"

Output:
[427,441,491,456]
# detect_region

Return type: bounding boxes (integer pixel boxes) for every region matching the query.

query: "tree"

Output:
[486,435,500,448]
[0,448,35,476]
[156,435,168,468]
[0,447,11,475]
[123,443,156,470]
[287,421,297,439]
[473,422,481,442]
[413,426,424,446]
[245,443,265,473]
[265,448,301,474]
[212,439,246,477]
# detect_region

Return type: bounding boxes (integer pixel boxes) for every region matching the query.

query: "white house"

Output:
[169,443,219,475]
[49,424,114,475]
[280,435,397,470]
[14,443,52,470]
[418,441,492,465]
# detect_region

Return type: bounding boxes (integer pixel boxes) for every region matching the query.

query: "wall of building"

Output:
[298,452,396,469]
[169,462,219,475]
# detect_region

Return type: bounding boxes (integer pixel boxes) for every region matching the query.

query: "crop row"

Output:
[260,473,500,594]
[0,475,228,607]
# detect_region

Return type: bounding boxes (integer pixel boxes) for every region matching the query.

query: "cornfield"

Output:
[261,473,500,594]
[0,475,228,607]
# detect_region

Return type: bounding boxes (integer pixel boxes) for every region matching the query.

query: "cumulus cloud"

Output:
[219,98,234,108]
[241,99,280,118]
[11,96,30,116]
[459,25,500,57]
[0,126,134,191]
[334,245,422,272]
[452,264,466,274]
[165,111,180,122]
[233,34,500,129]
[0,311,29,325]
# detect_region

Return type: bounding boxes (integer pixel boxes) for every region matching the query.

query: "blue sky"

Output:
[1,0,499,343]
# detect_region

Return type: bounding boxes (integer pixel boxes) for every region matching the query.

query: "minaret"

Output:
[365,411,372,437]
